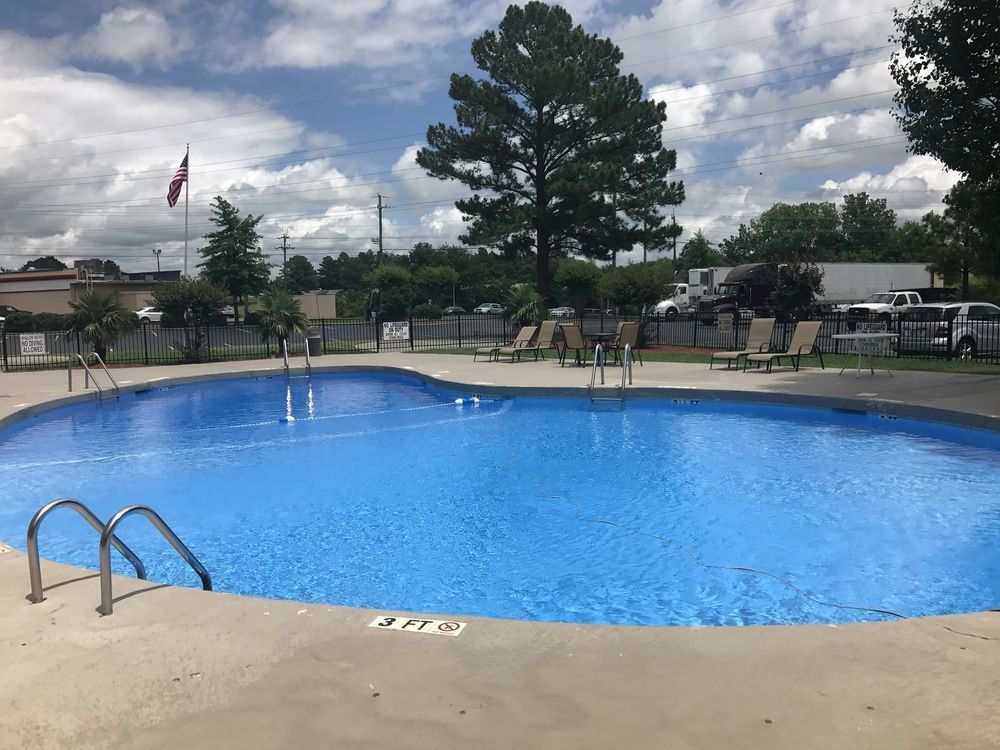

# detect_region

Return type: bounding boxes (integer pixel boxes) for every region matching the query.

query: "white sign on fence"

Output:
[717,313,734,334]
[382,321,409,341]
[19,333,47,355]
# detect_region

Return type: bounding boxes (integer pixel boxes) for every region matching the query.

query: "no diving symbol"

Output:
[438,621,460,633]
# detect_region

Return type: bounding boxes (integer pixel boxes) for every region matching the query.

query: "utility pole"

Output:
[372,194,387,265]
[278,232,293,275]
[152,248,161,273]
[671,211,678,264]
[611,191,618,268]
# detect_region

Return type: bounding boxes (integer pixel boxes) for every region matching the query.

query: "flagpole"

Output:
[183,143,190,278]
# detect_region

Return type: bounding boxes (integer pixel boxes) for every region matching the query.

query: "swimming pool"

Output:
[2,371,999,627]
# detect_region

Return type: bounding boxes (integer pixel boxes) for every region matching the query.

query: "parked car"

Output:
[583,308,612,317]
[0,304,30,319]
[474,303,504,315]
[847,291,922,322]
[899,302,1000,360]
[550,306,575,318]
[134,306,163,323]
[443,306,466,315]
[220,305,236,323]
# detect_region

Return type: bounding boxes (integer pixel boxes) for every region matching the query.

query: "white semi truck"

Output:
[652,266,732,319]
[656,262,936,318]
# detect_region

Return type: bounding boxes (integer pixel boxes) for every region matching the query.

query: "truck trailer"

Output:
[696,262,936,318]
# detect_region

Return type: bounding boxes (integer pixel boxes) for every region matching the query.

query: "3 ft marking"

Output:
[368,616,467,637]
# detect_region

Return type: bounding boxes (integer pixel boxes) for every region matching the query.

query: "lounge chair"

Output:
[558,323,591,367]
[744,321,824,373]
[710,317,775,370]
[610,322,643,366]
[510,320,558,361]
[474,325,537,362]
[495,325,540,362]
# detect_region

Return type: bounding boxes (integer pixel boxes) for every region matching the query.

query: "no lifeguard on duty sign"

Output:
[368,615,467,637]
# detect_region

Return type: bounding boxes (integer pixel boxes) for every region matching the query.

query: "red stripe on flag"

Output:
[167,154,188,207]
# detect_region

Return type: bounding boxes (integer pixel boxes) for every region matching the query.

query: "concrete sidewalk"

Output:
[2,354,999,749]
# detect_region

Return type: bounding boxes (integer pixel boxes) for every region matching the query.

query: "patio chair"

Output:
[710,317,775,370]
[744,320,824,373]
[495,325,540,362]
[558,323,591,367]
[474,325,537,362]
[610,321,643,366]
[529,320,559,360]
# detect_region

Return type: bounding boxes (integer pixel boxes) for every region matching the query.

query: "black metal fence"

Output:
[3,310,999,372]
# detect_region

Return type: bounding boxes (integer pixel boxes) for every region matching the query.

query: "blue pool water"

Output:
[2,372,1000,626]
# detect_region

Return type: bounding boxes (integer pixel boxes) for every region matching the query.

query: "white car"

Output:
[134,306,163,323]
[549,306,575,318]
[474,303,504,315]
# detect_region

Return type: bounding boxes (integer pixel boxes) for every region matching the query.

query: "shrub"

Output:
[1,312,72,332]
[411,303,442,319]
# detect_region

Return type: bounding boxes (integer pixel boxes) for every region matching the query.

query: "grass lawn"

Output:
[410,347,1000,375]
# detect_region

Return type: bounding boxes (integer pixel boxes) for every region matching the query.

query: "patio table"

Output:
[832,332,899,377]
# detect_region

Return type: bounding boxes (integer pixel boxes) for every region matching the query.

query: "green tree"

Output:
[839,193,897,261]
[943,176,1000,280]
[506,284,545,327]
[151,278,230,362]
[751,202,842,262]
[554,258,602,310]
[600,261,673,315]
[678,230,726,269]
[19,255,67,271]
[365,264,414,318]
[890,0,999,181]
[417,1,681,300]
[66,291,137,361]
[198,196,271,322]
[773,263,825,321]
[255,287,309,352]
[889,219,935,262]
[278,255,318,293]
[317,255,339,289]
[413,265,460,306]
[719,223,756,265]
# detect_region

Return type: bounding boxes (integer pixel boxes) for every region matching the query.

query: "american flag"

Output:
[166,153,188,207]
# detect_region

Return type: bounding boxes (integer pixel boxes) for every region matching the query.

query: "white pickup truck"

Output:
[846,291,923,321]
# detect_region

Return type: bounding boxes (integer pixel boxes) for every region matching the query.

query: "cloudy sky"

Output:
[0,0,956,273]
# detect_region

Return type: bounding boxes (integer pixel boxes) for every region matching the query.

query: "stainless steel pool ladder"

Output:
[67,352,120,402]
[98,505,212,616]
[25,499,211,615]
[588,344,632,406]
[26,498,147,604]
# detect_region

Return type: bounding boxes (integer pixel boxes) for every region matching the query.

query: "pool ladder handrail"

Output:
[67,352,120,402]
[98,505,212,615]
[282,338,290,376]
[26,498,147,604]
[588,344,630,406]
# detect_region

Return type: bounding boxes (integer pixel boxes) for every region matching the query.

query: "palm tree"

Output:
[66,291,136,361]
[506,284,545,329]
[255,287,309,353]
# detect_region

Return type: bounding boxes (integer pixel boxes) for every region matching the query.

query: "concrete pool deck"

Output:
[1,353,999,749]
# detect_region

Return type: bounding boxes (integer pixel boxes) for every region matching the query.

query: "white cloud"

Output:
[77,7,190,71]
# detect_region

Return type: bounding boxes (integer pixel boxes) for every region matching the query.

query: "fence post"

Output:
[409,312,415,351]
[374,314,380,353]
[320,319,328,354]
[1,328,7,372]
[457,314,463,349]
[692,313,698,348]
[142,323,150,366]
[945,316,953,361]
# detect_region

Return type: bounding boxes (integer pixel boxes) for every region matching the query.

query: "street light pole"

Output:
[152,248,162,273]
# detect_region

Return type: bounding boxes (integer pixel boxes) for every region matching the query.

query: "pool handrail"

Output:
[27,498,147,603]
[98,505,211,616]
[67,352,120,402]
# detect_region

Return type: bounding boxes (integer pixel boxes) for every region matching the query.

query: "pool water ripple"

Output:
[2,371,999,627]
